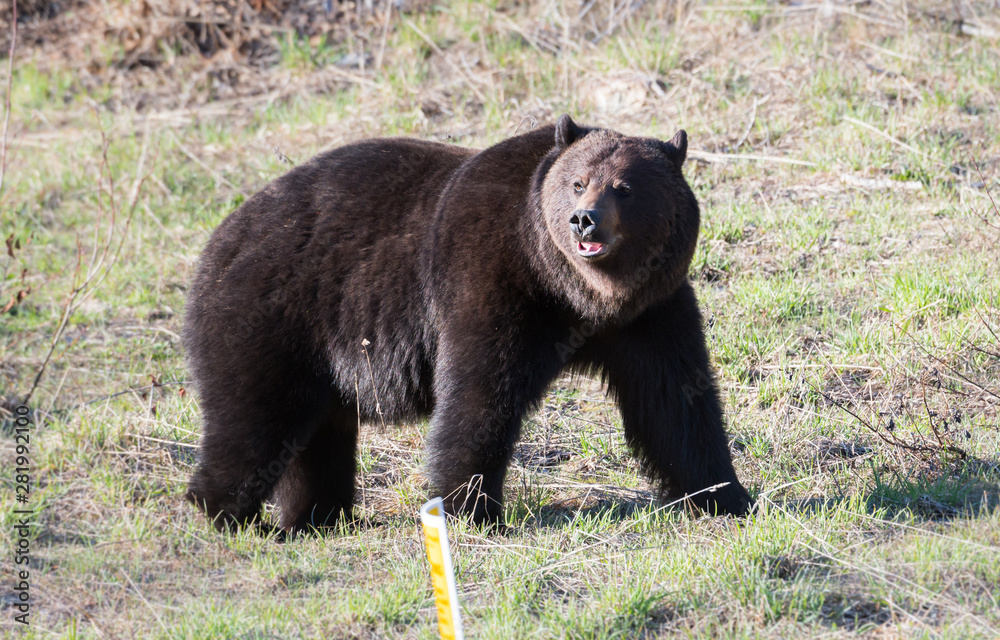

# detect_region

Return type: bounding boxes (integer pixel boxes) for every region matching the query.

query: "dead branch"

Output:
[811,377,967,461]
[0,0,15,204]
[969,158,1000,231]
[21,126,152,406]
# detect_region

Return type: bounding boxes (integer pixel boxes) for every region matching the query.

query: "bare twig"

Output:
[969,157,999,231]
[973,306,1000,351]
[361,338,387,430]
[688,149,818,167]
[0,0,17,204]
[809,368,967,460]
[403,17,489,105]
[920,382,960,455]
[170,131,248,196]
[22,128,152,405]
[818,385,945,457]
[37,381,191,420]
[375,2,392,74]
[513,115,537,135]
[273,145,294,165]
[843,115,946,168]
[894,320,1000,403]
[734,97,758,150]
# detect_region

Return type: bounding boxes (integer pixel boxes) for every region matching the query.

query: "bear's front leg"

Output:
[424,396,520,525]
[425,331,564,525]
[597,282,753,516]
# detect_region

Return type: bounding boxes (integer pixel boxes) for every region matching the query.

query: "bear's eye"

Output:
[573,181,585,194]
[616,183,632,196]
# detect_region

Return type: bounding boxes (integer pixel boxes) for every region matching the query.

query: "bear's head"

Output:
[536,115,700,322]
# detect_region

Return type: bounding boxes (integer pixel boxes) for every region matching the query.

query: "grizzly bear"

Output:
[184,115,753,533]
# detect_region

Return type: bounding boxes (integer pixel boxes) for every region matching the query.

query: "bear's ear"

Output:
[555,114,583,149]
[662,130,688,170]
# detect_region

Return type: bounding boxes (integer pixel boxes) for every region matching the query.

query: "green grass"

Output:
[2,0,1000,637]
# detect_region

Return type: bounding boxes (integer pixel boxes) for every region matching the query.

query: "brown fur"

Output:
[184,115,752,533]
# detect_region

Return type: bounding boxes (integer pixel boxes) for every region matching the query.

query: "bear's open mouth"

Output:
[577,242,607,258]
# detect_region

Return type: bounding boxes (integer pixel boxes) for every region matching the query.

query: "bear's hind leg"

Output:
[186,377,335,532]
[274,406,358,533]
[186,426,295,532]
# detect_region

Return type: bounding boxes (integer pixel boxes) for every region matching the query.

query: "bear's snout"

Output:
[569,208,614,259]
[569,209,602,239]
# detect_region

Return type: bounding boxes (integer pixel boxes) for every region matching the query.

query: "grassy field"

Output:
[2,0,1000,637]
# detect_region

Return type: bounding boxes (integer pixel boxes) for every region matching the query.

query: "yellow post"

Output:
[420,497,464,640]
